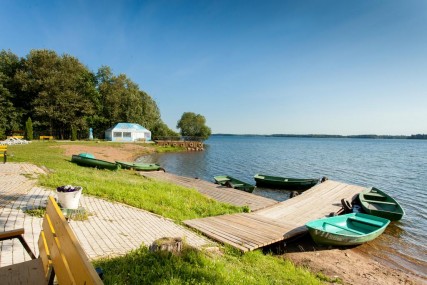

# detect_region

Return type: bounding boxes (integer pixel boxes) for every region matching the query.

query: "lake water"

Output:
[137,135,427,278]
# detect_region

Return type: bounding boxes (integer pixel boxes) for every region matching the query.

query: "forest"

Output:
[0,49,178,140]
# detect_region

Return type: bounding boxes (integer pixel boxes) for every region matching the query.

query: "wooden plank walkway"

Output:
[184,180,365,252]
[140,172,278,211]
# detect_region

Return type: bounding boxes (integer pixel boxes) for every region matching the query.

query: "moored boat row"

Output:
[71,153,165,172]
[214,173,327,193]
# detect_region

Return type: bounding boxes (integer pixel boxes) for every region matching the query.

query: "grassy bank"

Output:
[9,141,241,221]
[8,141,325,284]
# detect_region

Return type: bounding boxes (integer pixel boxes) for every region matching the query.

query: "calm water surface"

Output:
[138,136,427,277]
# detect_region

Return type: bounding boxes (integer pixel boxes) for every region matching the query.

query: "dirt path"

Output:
[59,143,155,162]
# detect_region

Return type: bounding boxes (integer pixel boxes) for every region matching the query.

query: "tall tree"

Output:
[176,112,211,140]
[0,50,23,137]
[95,67,167,137]
[25,117,33,140]
[15,50,96,138]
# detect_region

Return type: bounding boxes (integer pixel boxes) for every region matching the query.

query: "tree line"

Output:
[0,49,183,140]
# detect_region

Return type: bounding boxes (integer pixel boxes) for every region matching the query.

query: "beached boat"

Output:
[214,175,256,193]
[359,187,405,221]
[306,213,390,246]
[71,154,120,171]
[253,174,320,190]
[115,161,165,171]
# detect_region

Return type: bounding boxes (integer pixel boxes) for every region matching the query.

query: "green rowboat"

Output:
[359,187,405,221]
[214,175,256,193]
[115,161,165,171]
[306,213,390,246]
[253,174,320,190]
[71,154,121,171]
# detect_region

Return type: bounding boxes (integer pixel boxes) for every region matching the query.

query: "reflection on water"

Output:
[137,136,427,278]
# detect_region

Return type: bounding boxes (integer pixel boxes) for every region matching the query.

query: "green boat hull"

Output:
[71,155,120,171]
[214,175,255,193]
[253,174,319,190]
[306,213,390,246]
[359,187,405,221]
[115,161,165,171]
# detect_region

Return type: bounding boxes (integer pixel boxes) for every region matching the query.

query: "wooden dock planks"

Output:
[184,180,366,252]
[140,171,277,211]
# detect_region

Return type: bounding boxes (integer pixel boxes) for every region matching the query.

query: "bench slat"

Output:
[38,231,51,279]
[45,196,103,285]
[0,258,46,285]
[43,214,76,284]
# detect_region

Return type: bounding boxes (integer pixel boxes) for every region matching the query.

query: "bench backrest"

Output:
[0,146,6,163]
[39,196,103,285]
[40,136,54,140]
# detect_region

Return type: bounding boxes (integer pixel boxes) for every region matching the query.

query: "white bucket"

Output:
[56,187,82,209]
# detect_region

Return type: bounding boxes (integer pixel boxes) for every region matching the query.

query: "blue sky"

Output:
[1,0,426,135]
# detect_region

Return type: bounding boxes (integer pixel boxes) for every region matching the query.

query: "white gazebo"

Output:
[105,123,151,142]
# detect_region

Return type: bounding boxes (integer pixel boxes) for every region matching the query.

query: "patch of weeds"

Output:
[62,208,91,221]
[24,207,46,218]
[242,205,250,213]
[316,272,344,284]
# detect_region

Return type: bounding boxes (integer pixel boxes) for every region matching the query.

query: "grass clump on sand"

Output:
[93,245,323,285]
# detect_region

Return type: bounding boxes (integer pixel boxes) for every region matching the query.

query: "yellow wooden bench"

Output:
[39,136,54,141]
[0,196,103,285]
[0,145,7,163]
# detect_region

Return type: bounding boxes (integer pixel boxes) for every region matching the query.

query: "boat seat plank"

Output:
[323,222,365,235]
[363,193,386,199]
[348,217,385,227]
[363,199,396,205]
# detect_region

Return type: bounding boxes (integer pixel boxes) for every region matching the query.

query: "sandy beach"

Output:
[61,144,425,285]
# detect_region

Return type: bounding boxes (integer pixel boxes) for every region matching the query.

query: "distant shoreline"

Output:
[212,134,427,140]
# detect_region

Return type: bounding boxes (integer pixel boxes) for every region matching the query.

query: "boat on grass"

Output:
[115,161,165,171]
[359,187,405,221]
[253,174,321,190]
[71,154,120,171]
[214,175,256,193]
[306,213,390,246]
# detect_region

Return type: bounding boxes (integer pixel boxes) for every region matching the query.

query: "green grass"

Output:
[9,141,242,222]
[23,207,46,218]
[93,245,323,285]
[8,141,326,284]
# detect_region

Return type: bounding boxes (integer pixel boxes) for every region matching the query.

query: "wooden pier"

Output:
[140,171,277,211]
[184,180,365,252]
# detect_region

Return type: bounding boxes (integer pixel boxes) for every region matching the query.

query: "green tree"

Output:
[71,125,77,141]
[25,117,33,140]
[15,50,97,138]
[0,50,23,137]
[151,122,179,139]
[95,66,166,137]
[176,112,211,140]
